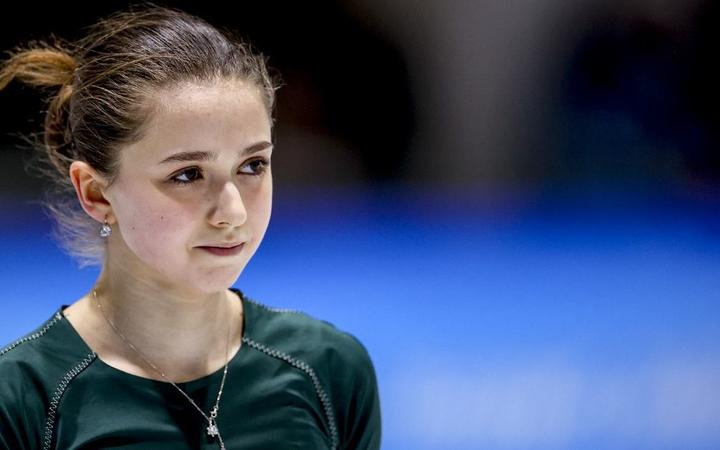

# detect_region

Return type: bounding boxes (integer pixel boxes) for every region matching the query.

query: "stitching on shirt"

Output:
[0,312,62,358]
[242,336,339,450]
[241,296,302,315]
[42,352,97,450]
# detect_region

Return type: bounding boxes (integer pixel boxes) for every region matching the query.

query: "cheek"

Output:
[114,191,192,260]
[247,181,272,238]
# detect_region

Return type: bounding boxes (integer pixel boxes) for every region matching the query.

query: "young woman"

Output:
[0,5,380,450]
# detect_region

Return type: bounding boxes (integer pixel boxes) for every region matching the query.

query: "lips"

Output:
[196,242,245,256]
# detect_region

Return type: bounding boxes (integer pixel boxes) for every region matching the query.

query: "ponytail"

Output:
[0,47,75,89]
[0,45,78,176]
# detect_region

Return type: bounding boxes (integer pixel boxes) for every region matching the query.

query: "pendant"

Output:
[207,405,220,437]
[207,419,219,437]
[207,419,220,437]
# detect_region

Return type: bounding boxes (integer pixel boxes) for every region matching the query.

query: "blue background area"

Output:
[2,186,719,449]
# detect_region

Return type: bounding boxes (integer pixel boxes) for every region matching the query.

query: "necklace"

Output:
[92,289,232,450]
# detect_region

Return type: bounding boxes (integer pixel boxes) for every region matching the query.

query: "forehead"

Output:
[149,79,269,133]
[123,79,271,163]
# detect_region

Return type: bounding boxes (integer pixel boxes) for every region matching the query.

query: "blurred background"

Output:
[1,1,720,449]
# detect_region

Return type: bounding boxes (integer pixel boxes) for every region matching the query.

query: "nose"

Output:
[209,181,247,228]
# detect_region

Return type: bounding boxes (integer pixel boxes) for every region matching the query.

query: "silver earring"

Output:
[100,218,112,238]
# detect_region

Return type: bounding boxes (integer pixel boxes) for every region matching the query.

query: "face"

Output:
[103,79,273,294]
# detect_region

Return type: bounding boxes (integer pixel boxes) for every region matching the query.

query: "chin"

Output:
[188,264,247,295]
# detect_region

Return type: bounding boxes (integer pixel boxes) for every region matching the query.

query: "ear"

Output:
[69,161,114,224]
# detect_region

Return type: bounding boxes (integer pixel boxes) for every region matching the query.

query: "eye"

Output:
[169,167,203,185]
[239,157,270,176]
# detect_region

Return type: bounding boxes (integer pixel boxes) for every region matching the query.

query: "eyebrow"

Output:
[158,141,273,165]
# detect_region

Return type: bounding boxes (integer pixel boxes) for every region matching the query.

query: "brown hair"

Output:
[0,5,277,267]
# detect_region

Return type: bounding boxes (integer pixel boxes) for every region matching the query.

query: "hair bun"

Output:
[0,46,76,90]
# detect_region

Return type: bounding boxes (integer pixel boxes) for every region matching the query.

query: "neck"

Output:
[70,263,243,383]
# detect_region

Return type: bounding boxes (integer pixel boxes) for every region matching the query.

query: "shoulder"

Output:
[0,312,65,449]
[241,294,374,376]
[0,310,65,383]
[0,310,97,450]
[239,292,381,449]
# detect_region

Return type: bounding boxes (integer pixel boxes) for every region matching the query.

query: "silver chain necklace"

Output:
[92,289,232,450]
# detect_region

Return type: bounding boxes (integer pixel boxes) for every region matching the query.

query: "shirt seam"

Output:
[0,312,63,358]
[242,296,303,315]
[42,352,97,450]
[242,335,339,450]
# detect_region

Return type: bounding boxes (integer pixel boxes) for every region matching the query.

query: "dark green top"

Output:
[0,290,381,450]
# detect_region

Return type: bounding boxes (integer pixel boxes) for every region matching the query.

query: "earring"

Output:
[100,217,112,238]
